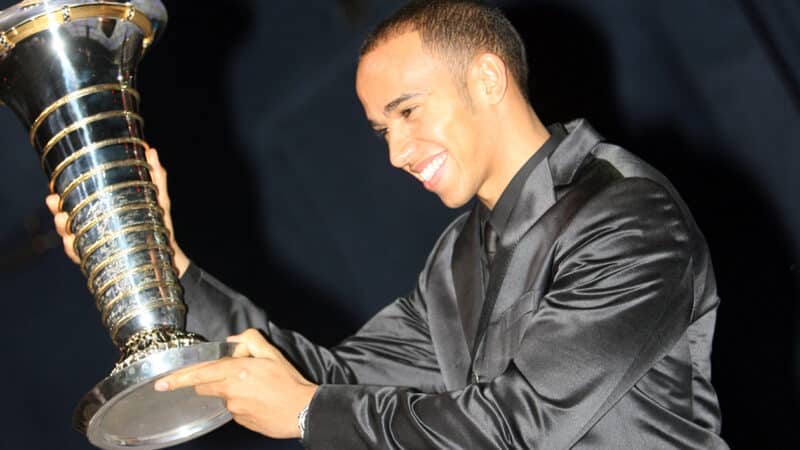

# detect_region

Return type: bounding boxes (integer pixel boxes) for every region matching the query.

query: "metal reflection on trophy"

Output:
[0,1,235,449]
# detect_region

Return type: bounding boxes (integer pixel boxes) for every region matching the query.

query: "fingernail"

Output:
[154,380,169,391]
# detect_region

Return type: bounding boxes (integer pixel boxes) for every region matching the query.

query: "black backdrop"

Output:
[0,1,797,449]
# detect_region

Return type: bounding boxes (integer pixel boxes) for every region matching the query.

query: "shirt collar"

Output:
[480,123,566,238]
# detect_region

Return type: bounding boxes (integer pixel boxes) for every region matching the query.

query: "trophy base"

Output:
[74,341,237,450]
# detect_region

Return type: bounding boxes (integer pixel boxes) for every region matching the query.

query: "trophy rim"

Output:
[75,341,237,450]
[0,0,168,54]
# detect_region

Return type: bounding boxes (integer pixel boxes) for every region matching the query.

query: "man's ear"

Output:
[468,52,508,106]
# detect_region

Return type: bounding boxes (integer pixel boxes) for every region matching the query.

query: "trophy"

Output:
[0,1,236,448]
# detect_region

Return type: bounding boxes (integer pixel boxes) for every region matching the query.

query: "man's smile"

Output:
[412,151,448,187]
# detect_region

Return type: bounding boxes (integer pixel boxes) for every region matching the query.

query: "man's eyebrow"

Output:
[384,92,423,115]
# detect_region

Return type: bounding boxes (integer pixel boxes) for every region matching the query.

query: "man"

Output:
[49,1,727,448]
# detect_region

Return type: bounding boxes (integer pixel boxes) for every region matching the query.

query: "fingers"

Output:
[54,212,79,263]
[48,194,68,237]
[155,360,229,392]
[45,147,179,269]
[45,193,59,216]
[47,194,80,264]
[62,234,79,264]
[231,341,252,358]
[145,147,171,212]
[53,210,68,235]
[195,382,228,398]
[144,147,190,277]
[227,329,277,359]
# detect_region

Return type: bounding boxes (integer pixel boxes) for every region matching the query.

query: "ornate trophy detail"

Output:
[0,1,235,448]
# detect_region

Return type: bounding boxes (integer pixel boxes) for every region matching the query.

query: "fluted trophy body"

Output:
[0,2,235,449]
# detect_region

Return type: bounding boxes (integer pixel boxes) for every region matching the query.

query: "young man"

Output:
[50,1,727,448]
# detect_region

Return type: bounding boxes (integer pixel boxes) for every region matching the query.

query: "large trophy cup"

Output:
[0,1,236,448]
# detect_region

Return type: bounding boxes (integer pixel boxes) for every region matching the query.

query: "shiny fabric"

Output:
[484,124,565,236]
[181,119,727,449]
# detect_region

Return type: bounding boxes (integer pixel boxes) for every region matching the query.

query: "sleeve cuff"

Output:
[179,260,201,287]
[302,384,388,449]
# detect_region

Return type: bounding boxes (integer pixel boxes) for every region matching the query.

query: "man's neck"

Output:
[478,105,550,210]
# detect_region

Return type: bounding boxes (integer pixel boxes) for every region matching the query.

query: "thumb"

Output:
[226,328,276,359]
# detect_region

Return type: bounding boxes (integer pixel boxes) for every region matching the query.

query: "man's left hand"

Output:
[154,328,317,439]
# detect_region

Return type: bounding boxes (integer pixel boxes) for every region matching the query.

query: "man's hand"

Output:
[154,328,318,439]
[44,147,190,277]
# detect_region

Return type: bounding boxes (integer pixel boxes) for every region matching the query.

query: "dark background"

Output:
[0,0,798,448]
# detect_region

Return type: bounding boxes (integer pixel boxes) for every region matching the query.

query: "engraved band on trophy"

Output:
[0,1,236,449]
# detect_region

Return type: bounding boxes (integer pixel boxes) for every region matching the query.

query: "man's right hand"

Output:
[45,147,190,277]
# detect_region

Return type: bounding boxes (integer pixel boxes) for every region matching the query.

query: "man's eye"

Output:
[374,128,388,139]
[400,106,416,118]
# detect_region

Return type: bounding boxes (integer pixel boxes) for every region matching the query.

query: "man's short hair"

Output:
[360,0,530,102]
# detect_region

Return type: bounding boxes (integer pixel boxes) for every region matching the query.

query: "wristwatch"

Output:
[298,405,309,440]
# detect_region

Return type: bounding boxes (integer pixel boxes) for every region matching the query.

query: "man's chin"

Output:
[437,192,471,209]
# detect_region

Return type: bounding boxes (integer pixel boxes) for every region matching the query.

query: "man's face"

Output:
[356,32,495,208]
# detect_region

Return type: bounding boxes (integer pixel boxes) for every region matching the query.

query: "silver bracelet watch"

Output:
[298,405,309,440]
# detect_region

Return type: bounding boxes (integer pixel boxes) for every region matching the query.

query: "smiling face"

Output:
[356,31,499,208]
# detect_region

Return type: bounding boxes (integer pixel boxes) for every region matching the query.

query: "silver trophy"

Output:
[0,1,235,448]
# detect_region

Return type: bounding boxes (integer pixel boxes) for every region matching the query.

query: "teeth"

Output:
[420,154,446,182]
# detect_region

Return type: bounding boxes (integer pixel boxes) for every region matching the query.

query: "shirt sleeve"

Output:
[302,178,705,449]
[180,261,443,391]
[180,262,270,342]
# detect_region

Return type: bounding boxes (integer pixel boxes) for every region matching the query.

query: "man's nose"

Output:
[388,134,415,169]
